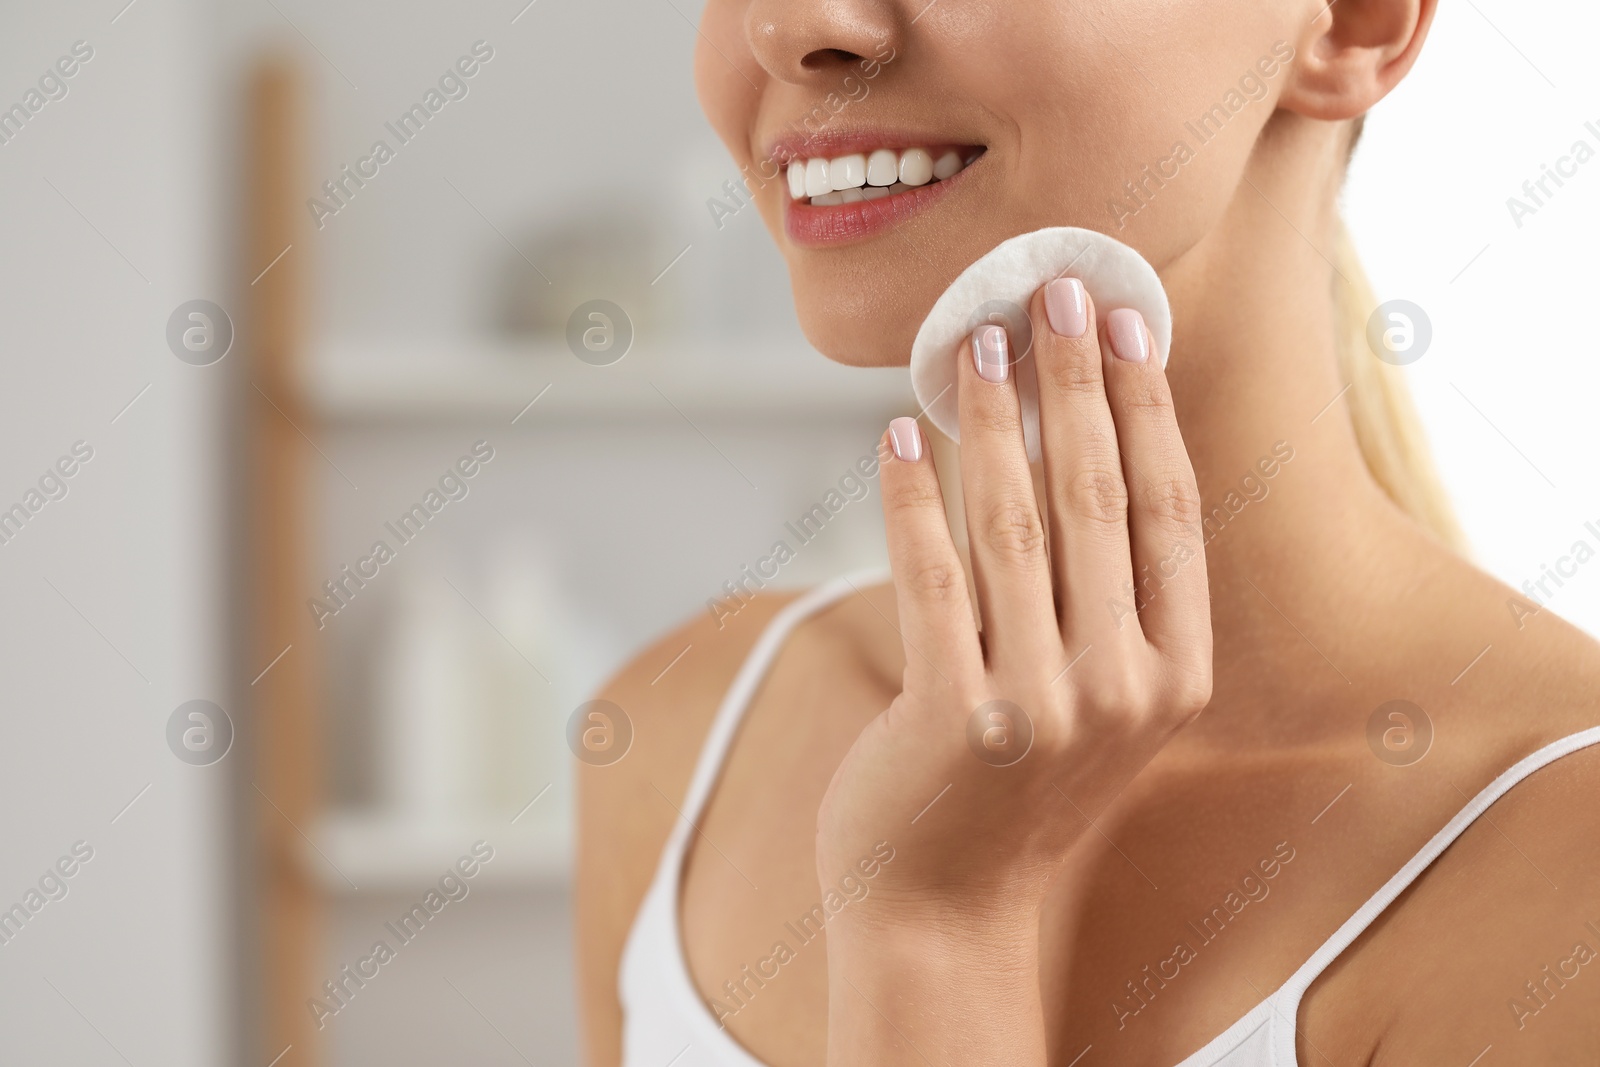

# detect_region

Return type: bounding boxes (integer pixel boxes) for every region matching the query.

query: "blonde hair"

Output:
[1331,123,1468,553]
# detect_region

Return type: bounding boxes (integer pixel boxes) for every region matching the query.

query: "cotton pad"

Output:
[908,227,1171,463]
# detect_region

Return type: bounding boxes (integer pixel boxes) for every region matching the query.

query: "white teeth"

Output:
[789,145,980,203]
[804,158,831,198]
[787,161,806,200]
[866,149,899,187]
[898,148,933,186]
[829,154,867,190]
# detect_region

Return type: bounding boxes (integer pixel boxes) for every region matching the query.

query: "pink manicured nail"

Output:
[972,324,1009,383]
[1106,308,1149,363]
[1044,278,1087,338]
[888,417,922,461]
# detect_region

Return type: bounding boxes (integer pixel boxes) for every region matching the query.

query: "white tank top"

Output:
[618,568,1600,1067]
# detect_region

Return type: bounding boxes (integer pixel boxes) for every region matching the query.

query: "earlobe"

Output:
[1278,0,1436,121]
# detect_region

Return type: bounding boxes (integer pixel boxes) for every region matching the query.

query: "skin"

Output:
[577,0,1600,1064]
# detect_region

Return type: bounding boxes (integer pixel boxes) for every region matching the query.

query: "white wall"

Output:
[0,1,228,1064]
[1345,0,1600,636]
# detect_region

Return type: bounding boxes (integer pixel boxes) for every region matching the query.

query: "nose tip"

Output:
[744,3,898,84]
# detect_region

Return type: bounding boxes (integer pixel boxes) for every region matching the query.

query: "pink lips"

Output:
[772,136,983,247]
[784,175,964,245]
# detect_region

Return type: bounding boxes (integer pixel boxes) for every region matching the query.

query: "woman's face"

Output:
[696,0,1309,366]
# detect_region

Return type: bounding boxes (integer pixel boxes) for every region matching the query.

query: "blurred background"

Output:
[0,0,1596,1064]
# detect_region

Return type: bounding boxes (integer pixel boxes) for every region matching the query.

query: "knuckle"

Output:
[1078,658,1149,716]
[965,398,1023,438]
[1176,681,1212,721]
[1061,464,1129,528]
[1039,343,1104,397]
[885,475,944,514]
[1141,473,1204,528]
[977,500,1047,562]
[1168,658,1214,718]
[1115,373,1174,418]
[903,559,965,603]
[1075,655,1152,713]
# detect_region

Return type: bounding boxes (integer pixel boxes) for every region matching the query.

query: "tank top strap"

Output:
[1274,724,1600,1011]
[661,566,891,861]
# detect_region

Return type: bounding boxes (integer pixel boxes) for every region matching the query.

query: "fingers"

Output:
[955,323,1060,672]
[1028,280,1139,643]
[889,282,1208,706]
[1097,308,1212,666]
[878,418,983,693]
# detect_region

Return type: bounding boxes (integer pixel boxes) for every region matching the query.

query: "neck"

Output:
[934,114,1455,720]
[1160,113,1363,513]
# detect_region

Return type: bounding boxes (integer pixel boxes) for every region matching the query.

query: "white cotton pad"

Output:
[908,227,1171,463]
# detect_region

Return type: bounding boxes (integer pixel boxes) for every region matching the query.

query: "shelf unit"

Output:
[298,334,911,905]
[308,810,570,893]
[247,60,912,1067]
[247,58,324,1067]
[304,336,916,422]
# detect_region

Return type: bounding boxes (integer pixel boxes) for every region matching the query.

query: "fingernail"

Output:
[1044,278,1087,338]
[1106,308,1149,363]
[889,416,922,461]
[972,324,1009,383]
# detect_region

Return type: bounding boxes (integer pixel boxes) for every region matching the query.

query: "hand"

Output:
[817,278,1213,928]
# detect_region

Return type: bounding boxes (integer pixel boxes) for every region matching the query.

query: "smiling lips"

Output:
[778,142,984,245]
[787,145,978,204]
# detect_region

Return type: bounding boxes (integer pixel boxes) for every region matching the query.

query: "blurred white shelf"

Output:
[308,809,571,894]
[305,334,914,422]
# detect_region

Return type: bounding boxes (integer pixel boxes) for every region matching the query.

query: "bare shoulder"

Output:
[1310,744,1600,1064]
[1303,595,1600,1064]
[1417,613,1600,1061]
[572,589,802,1067]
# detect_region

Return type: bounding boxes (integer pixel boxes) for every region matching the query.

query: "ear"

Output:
[1279,0,1438,121]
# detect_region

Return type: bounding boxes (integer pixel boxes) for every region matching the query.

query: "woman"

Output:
[578,0,1600,1063]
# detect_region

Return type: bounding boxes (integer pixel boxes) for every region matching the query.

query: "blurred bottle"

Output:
[478,535,572,829]
[373,563,492,820]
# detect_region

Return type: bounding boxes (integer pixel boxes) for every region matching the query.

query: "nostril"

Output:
[800,47,863,70]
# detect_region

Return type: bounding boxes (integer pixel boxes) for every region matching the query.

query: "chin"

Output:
[788,275,929,368]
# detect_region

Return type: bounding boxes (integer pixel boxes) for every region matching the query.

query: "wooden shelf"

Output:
[307,809,571,893]
[304,335,914,422]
